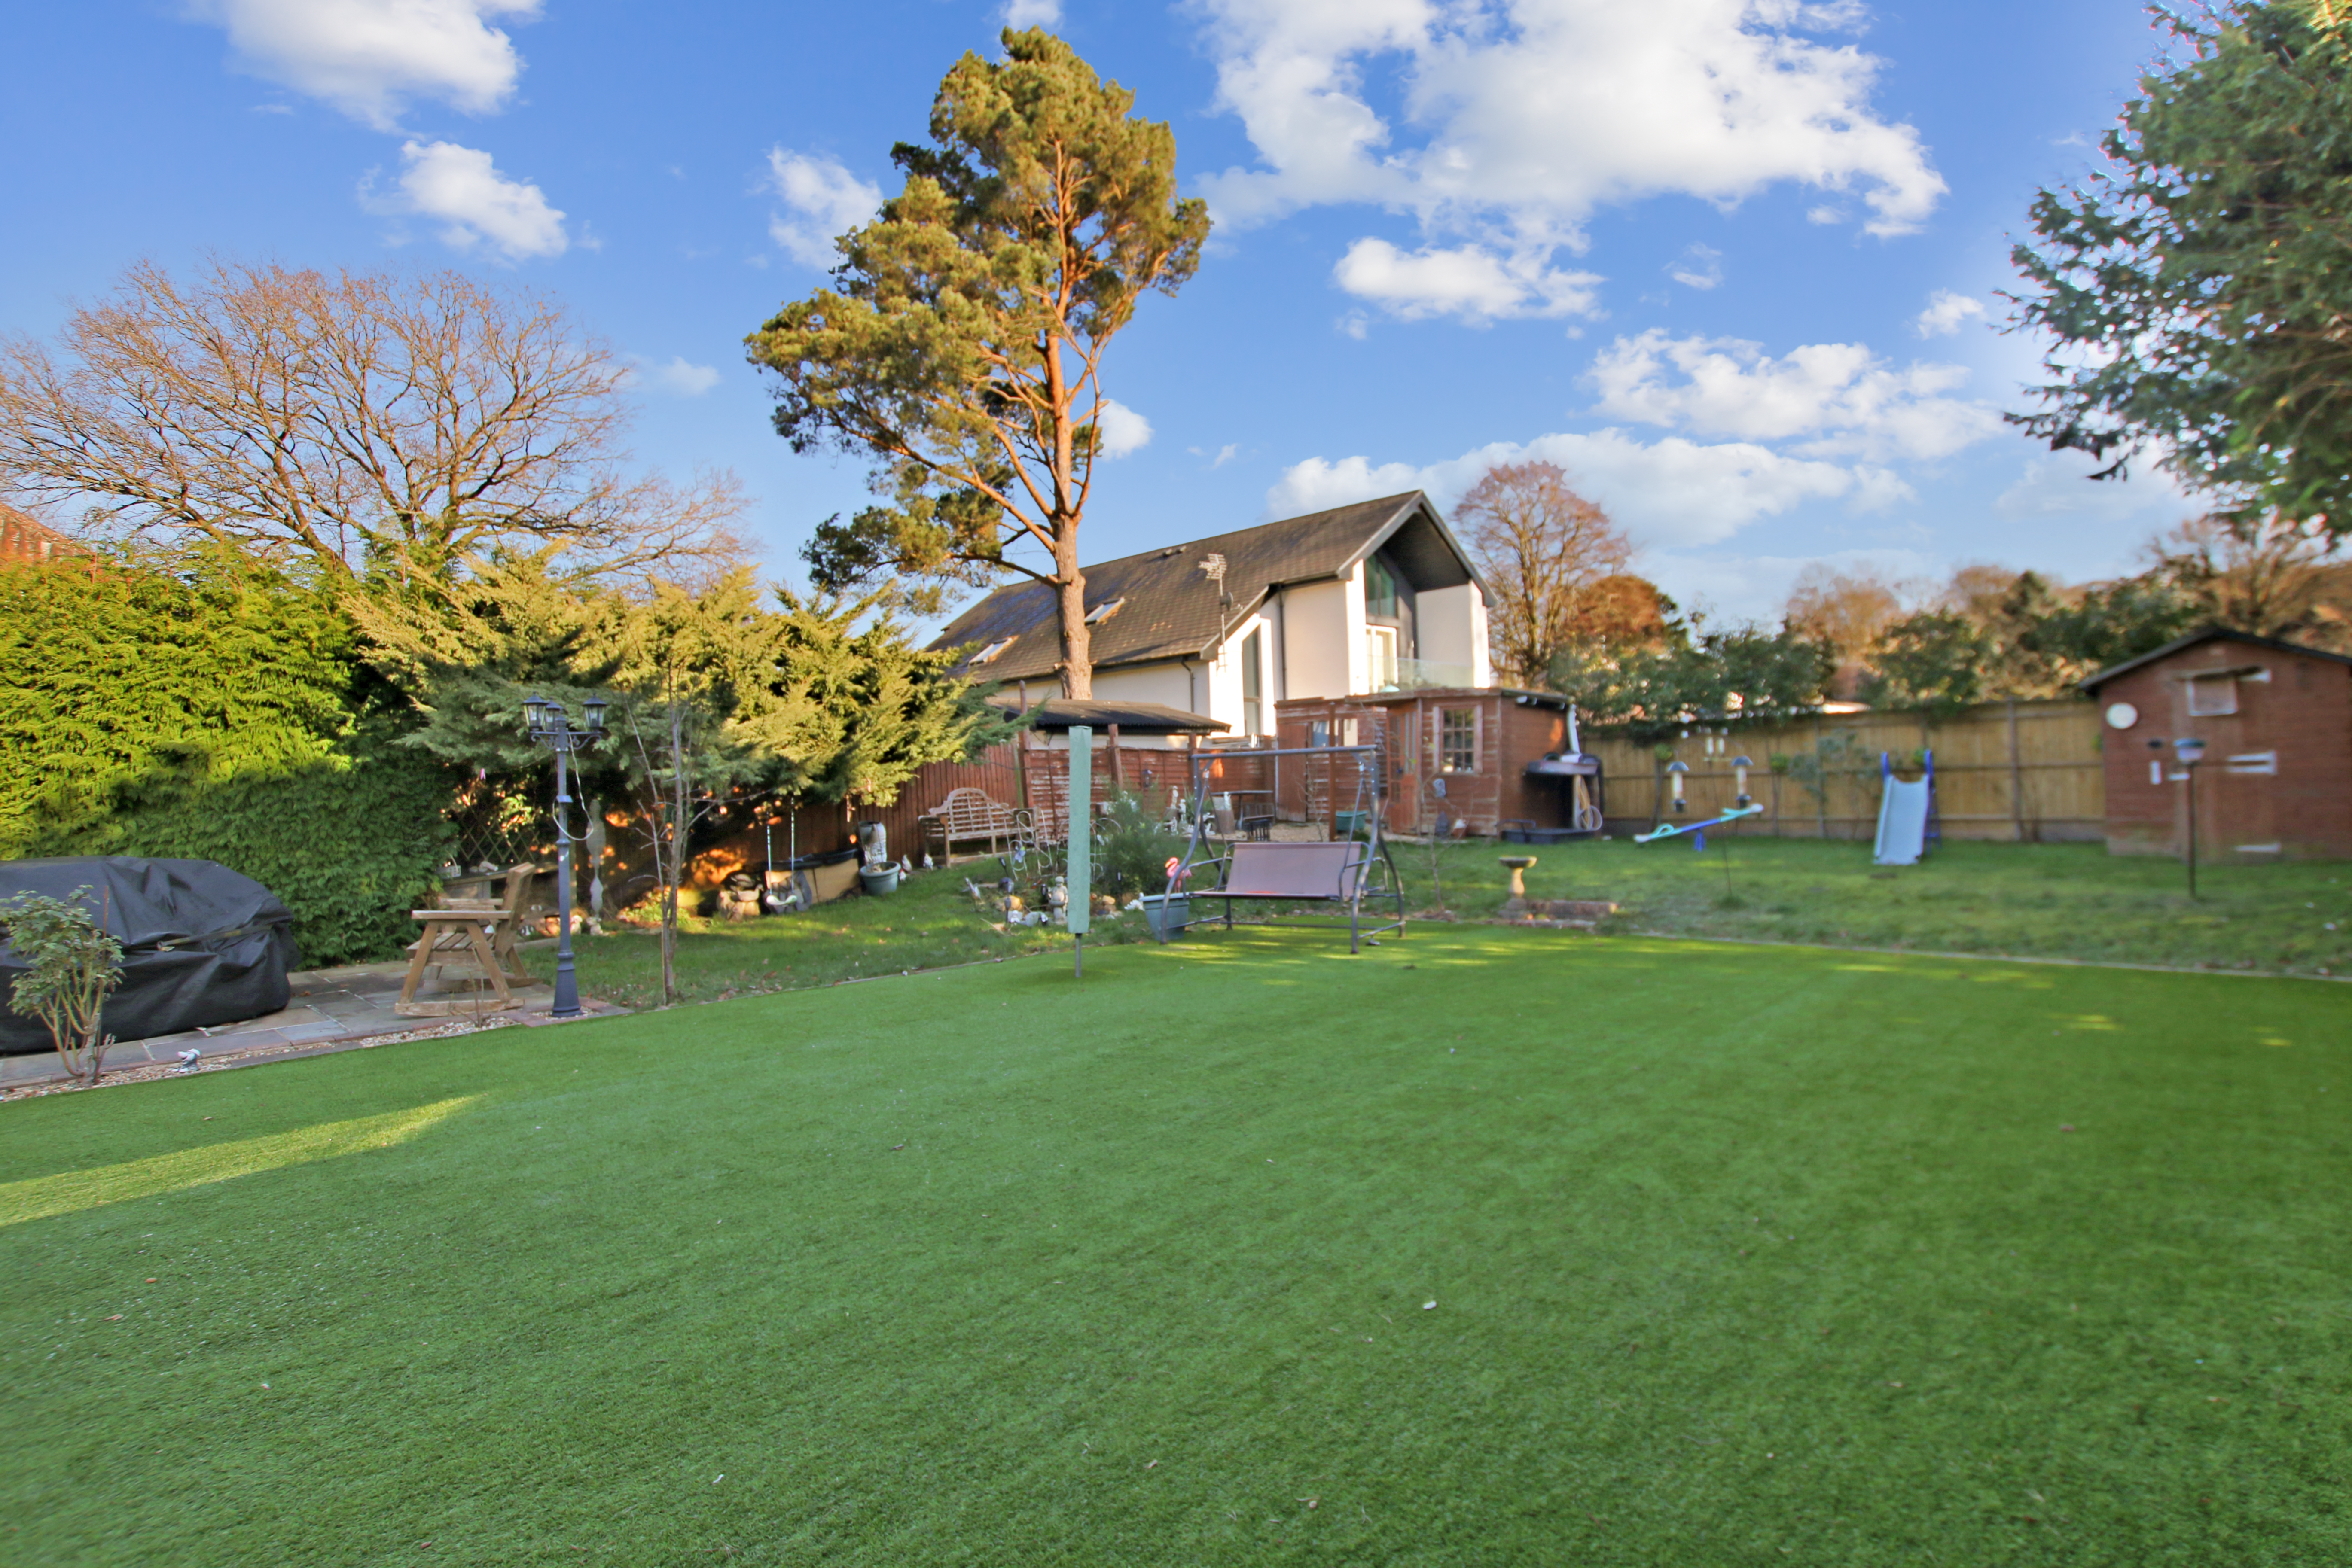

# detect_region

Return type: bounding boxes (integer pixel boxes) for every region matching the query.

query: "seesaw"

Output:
[1632,803,1764,853]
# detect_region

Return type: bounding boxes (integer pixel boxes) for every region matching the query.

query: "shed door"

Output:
[2205,749,2279,855]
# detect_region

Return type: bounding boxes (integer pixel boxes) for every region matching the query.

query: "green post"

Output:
[1067,725,1092,974]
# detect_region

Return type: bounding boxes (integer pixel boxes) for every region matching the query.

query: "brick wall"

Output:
[2096,642,2352,859]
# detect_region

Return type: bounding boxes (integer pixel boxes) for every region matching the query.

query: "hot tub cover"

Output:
[0,857,297,1054]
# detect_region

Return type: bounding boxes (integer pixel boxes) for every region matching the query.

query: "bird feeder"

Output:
[1666,759,1690,813]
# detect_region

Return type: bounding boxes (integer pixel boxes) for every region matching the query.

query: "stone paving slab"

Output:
[0,957,625,1092]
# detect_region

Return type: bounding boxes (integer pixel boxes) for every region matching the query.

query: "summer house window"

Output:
[1439,708,1478,773]
[2186,673,2238,716]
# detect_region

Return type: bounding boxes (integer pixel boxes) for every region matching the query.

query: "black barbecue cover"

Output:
[0,857,298,1054]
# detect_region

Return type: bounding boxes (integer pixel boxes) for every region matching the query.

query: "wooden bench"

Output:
[1175,840,1407,953]
[919,786,1020,859]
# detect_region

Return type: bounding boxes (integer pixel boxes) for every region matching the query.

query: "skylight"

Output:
[972,637,1015,664]
[1085,598,1125,624]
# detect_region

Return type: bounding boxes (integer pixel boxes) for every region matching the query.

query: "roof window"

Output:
[1085,597,1126,624]
[971,637,1016,665]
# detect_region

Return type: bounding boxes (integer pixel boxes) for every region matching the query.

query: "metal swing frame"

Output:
[1163,742,1408,953]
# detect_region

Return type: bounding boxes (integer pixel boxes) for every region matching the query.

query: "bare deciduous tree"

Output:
[1453,460,1633,688]
[0,259,745,585]
[2152,513,2351,648]
[1783,564,1908,664]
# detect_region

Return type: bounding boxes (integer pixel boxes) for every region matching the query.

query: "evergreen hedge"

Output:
[0,557,454,967]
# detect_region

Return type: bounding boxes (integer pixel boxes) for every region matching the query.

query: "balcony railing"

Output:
[1375,657,1478,692]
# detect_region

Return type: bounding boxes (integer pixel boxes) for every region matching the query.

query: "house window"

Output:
[1364,555,1400,620]
[1439,708,1478,773]
[1241,627,1264,737]
[1085,597,1125,625]
[972,637,1015,665]
[2187,672,2238,716]
[1367,626,1399,689]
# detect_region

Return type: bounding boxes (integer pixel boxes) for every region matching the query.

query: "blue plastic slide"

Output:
[1872,750,1934,867]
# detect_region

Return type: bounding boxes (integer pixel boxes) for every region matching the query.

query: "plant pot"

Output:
[858,864,902,897]
[1140,893,1190,938]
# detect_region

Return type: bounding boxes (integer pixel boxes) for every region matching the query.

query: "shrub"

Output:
[0,554,455,966]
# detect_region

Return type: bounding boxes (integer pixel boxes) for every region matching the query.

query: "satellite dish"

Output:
[2105,701,2138,730]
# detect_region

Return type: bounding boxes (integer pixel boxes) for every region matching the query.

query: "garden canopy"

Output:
[0,856,296,1053]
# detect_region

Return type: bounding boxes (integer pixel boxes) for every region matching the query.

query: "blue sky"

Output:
[0,0,2187,624]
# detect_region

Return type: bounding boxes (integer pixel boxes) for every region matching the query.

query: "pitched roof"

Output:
[988,698,1229,734]
[929,492,1479,683]
[2080,625,2352,693]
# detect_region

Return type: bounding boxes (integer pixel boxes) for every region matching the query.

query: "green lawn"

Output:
[528,867,1107,1010]
[538,837,2352,1015]
[6,927,2349,1564]
[1423,833,2352,974]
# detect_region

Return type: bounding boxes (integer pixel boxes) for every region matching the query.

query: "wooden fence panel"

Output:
[1583,698,2105,842]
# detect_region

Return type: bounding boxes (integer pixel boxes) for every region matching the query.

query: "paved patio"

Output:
[0,956,627,1092]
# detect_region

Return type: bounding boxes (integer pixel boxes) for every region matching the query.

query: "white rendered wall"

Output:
[1343,563,1371,694]
[1416,583,1494,686]
[1279,580,1351,698]
[1088,662,1195,712]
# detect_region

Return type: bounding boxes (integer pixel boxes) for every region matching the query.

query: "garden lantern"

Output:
[1732,755,1754,808]
[524,696,606,1017]
[1667,759,1690,813]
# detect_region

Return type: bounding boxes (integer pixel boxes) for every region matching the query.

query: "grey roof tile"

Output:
[930,492,1451,683]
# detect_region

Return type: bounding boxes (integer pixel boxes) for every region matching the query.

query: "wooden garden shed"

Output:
[2082,627,2352,860]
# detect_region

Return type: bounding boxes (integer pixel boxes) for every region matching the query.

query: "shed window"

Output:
[2186,672,2238,716]
[1439,708,1478,773]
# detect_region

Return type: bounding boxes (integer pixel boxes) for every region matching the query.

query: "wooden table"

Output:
[397,901,528,1015]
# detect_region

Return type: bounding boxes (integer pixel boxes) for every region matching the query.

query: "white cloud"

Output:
[1589,329,2003,460]
[766,149,882,270]
[1213,443,1239,468]
[364,139,566,261]
[1667,244,1723,290]
[1639,544,1938,623]
[1995,448,2195,522]
[1912,289,1987,338]
[1197,0,1946,315]
[1095,399,1153,458]
[1003,0,1062,21]
[1268,427,1894,550]
[197,0,537,131]
[631,356,720,396]
[1333,238,1601,322]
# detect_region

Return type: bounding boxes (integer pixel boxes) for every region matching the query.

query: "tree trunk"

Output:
[1054,520,1093,699]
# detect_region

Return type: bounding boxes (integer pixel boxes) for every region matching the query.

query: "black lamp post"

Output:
[2173,735,2207,899]
[525,695,607,1017]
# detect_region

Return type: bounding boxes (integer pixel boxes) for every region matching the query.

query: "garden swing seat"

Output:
[1165,744,1407,953]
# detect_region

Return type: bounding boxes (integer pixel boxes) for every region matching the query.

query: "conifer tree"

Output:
[746,29,1210,697]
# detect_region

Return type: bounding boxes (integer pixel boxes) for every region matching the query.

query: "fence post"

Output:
[1813,715,1827,840]
[2006,698,2026,842]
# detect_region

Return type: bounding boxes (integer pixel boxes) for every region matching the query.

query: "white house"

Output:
[931,492,1493,743]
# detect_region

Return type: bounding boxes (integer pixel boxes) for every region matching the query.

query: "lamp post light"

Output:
[525,696,607,1017]
[2173,735,2207,900]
